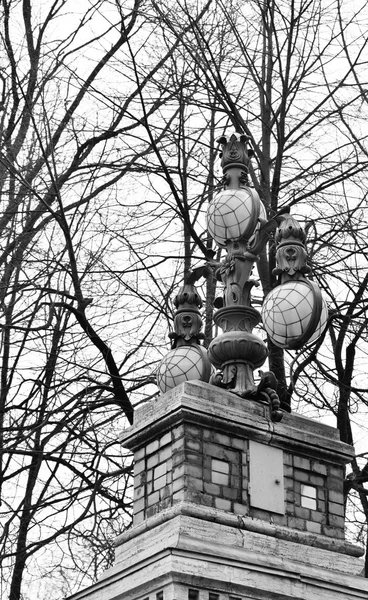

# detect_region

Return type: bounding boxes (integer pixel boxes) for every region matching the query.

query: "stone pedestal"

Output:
[67,381,368,600]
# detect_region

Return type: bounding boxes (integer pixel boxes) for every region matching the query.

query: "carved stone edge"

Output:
[114,501,363,559]
[121,382,354,465]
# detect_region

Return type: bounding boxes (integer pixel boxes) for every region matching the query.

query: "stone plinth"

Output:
[67,381,368,600]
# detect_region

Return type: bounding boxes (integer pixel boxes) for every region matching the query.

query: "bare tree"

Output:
[0,1,214,598]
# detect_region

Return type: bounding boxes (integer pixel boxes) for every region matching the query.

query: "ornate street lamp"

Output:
[261,213,328,349]
[156,283,211,393]
[157,133,327,421]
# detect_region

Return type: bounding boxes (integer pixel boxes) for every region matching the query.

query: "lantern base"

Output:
[208,328,268,399]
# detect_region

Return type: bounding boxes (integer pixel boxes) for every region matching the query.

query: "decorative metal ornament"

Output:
[156,283,211,393]
[206,134,283,421]
[157,131,326,423]
[261,212,328,350]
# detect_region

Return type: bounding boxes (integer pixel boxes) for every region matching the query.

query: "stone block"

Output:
[159,485,172,501]
[146,439,159,455]
[329,489,344,504]
[159,431,172,447]
[134,471,146,487]
[311,461,327,475]
[231,474,240,488]
[323,525,344,539]
[133,497,145,514]
[134,485,144,501]
[204,442,237,463]
[250,508,269,521]
[159,445,172,462]
[213,431,231,446]
[328,501,345,517]
[134,446,145,461]
[285,489,295,503]
[172,424,185,440]
[328,465,344,478]
[295,506,311,520]
[185,451,203,465]
[215,497,231,511]
[327,475,343,492]
[287,516,306,531]
[271,513,286,526]
[283,452,293,465]
[186,490,213,506]
[173,476,185,493]
[293,456,311,471]
[145,504,159,519]
[317,487,325,499]
[294,469,309,483]
[328,514,345,528]
[284,465,293,477]
[172,438,184,453]
[222,486,239,501]
[185,424,202,437]
[172,490,185,503]
[185,438,202,452]
[310,510,324,523]
[146,491,160,506]
[309,473,325,487]
[172,451,185,467]
[134,458,145,475]
[212,458,229,474]
[186,464,203,479]
[172,464,185,480]
[233,502,248,516]
[204,482,221,496]
[306,520,322,534]
[212,471,229,486]
[242,478,249,491]
[158,496,172,510]
[147,454,159,469]
[284,476,295,491]
[231,437,247,450]
[285,501,295,514]
[154,474,167,491]
[186,475,204,492]
[203,428,212,440]
[133,510,144,525]
[203,466,211,482]
[154,462,167,479]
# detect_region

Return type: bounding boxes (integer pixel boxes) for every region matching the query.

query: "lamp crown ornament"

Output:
[170,283,204,347]
[272,212,311,279]
[217,133,253,184]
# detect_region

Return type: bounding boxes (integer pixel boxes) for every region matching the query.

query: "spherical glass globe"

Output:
[261,280,328,350]
[207,187,260,247]
[156,344,211,393]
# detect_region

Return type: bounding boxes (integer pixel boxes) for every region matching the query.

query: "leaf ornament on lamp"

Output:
[206,134,283,421]
[156,284,211,393]
[261,213,328,350]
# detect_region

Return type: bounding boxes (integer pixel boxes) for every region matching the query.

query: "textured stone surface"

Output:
[126,381,352,539]
[66,382,366,600]
[68,508,368,600]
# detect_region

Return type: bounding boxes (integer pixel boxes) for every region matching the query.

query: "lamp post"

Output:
[157,133,327,422]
